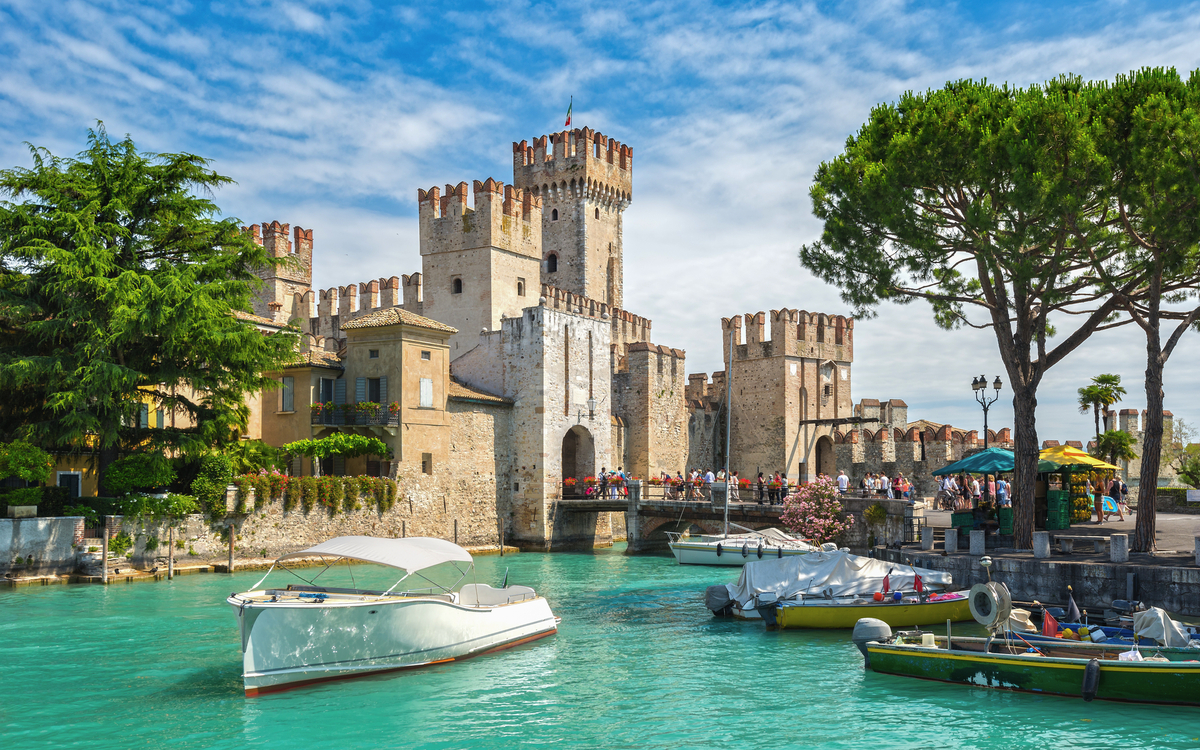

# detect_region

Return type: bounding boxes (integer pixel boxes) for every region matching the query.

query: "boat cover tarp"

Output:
[1132,607,1194,648]
[276,536,472,573]
[721,550,953,606]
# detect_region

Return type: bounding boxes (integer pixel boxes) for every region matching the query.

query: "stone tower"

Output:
[512,128,632,308]
[248,221,313,326]
[417,179,543,358]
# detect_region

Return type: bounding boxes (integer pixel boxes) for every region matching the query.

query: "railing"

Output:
[311,406,400,427]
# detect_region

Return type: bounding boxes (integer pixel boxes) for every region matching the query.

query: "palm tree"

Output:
[1078,374,1126,446]
[1094,430,1137,467]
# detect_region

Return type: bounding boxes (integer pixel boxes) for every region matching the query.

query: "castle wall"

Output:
[247,222,313,326]
[612,343,689,480]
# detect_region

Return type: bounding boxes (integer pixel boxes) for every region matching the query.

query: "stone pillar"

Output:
[227,524,235,573]
[1033,531,1050,559]
[969,529,985,556]
[920,526,934,551]
[1110,533,1130,564]
[623,487,643,555]
[167,526,174,580]
[944,528,958,554]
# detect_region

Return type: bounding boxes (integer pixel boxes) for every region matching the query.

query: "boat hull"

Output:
[668,541,810,566]
[866,642,1200,705]
[230,594,557,696]
[777,595,972,629]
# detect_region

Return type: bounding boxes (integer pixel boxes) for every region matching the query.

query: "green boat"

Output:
[864,635,1200,706]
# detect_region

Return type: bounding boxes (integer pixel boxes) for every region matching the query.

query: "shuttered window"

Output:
[281,376,294,412]
[419,378,433,408]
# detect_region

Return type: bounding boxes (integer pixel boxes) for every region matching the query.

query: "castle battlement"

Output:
[720,309,853,362]
[513,127,633,204]
[418,179,542,258]
[539,283,651,347]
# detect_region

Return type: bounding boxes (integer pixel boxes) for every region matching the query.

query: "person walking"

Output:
[996,476,1009,507]
[730,470,740,503]
[837,470,849,495]
[1108,475,1124,522]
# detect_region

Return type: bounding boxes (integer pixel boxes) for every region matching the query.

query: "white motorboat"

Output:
[227,536,558,696]
[665,526,817,566]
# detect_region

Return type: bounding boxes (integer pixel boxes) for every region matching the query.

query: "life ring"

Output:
[742,543,749,558]
[969,582,1012,630]
[757,544,763,559]
[716,543,723,557]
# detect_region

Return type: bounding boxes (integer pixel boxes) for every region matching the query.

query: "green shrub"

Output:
[105,453,176,496]
[2,487,43,507]
[144,536,159,553]
[864,502,888,527]
[175,538,184,550]
[120,493,200,519]
[190,453,234,514]
[63,503,99,526]
[109,531,133,557]
[0,440,53,484]
[298,476,317,513]
[37,486,73,516]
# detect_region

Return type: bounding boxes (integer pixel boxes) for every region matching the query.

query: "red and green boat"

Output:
[864,635,1200,706]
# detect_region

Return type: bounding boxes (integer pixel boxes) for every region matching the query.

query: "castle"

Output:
[242,127,995,550]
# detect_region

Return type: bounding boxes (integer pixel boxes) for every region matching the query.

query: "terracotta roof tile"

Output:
[233,310,279,326]
[282,350,344,370]
[448,378,510,405]
[340,307,457,333]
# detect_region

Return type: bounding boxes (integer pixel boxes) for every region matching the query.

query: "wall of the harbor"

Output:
[0,517,84,576]
[878,548,1200,617]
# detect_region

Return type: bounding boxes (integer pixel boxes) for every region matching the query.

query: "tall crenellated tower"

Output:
[248,221,314,325]
[512,128,632,308]
[417,179,543,357]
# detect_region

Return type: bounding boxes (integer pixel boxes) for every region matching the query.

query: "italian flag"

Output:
[565,97,572,127]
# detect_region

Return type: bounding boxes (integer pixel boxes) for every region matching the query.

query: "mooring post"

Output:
[167,526,175,580]
[102,524,110,584]
[227,522,235,574]
[500,525,505,556]
[454,519,458,545]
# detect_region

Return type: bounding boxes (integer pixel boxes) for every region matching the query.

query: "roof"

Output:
[276,536,472,573]
[448,378,511,405]
[233,310,282,327]
[340,307,457,334]
[282,349,344,370]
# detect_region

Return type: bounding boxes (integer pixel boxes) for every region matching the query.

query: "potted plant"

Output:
[563,477,577,487]
[388,401,400,414]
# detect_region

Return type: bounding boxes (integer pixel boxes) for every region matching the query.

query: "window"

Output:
[546,253,558,273]
[419,377,433,408]
[368,377,381,403]
[57,472,82,498]
[551,208,559,221]
[281,376,294,412]
[517,278,526,296]
[369,349,379,359]
[824,384,833,397]
[139,403,149,429]
[156,409,164,428]
[452,278,462,294]
[421,453,433,474]
[595,207,600,219]
[420,350,431,361]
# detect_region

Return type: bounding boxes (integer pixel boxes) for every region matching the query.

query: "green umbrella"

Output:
[931,447,1058,476]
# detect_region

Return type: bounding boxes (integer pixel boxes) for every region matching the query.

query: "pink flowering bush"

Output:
[779,475,854,545]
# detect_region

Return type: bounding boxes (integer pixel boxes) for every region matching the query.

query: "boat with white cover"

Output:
[227,536,558,696]
[666,526,817,567]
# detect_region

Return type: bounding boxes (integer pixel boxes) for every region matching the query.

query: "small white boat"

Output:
[227,536,558,696]
[666,526,817,566]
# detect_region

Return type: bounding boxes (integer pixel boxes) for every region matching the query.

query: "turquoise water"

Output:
[3,545,1198,750]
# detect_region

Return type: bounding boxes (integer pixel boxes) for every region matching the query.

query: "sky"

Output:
[2,0,1200,444]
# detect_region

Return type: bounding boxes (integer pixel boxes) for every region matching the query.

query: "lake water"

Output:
[3,544,1198,749]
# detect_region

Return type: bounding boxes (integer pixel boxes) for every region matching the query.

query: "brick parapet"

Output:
[418,179,542,258]
[512,128,633,203]
[722,309,854,363]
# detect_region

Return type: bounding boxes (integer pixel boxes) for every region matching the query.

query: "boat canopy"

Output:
[276,536,473,574]
[722,550,952,606]
[1132,607,1195,648]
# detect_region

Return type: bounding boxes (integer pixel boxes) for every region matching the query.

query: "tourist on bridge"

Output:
[730,471,740,502]
[837,470,849,495]
[756,472,766,504]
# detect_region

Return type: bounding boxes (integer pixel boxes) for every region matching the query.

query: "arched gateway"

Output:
[561,425,596,485]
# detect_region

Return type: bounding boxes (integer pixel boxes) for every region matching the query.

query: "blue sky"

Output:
[4,0,1200,443]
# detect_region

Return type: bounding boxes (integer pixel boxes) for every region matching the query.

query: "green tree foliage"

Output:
[282,434,389,460]
[0,439,53,484]
[0,126,299,490]
[1093,69,1200,551]
[1093,430,1138,467]
[190,452,234,513]
[1176,449,1200,489]
[801,76,1145,548]
[1077,374,1126,446]
[103,453,176,496]
[225,439,282,475]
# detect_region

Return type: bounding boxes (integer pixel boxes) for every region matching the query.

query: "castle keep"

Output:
[243,126,998,551]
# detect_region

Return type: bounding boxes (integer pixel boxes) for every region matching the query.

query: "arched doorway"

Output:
[815,435,835,478]
[562,425,596,490]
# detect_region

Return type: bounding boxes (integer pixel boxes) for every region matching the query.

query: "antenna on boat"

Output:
[723,326,733,538]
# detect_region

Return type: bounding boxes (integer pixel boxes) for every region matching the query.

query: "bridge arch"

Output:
[561,425,595,483]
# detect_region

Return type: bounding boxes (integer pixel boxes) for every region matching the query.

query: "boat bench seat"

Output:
[1053,535,1108,554]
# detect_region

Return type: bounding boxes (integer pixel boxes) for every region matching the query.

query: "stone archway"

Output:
[815,435,835,478]
[562,425,596,483]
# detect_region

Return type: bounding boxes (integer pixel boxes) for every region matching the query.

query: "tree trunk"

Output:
[1011,383,1039,549]
[1134,326,1164,553]
[97,445,119,497]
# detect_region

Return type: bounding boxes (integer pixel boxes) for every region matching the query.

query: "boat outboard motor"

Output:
[706,585,735,617]
[852,618,892,666]
[755,591,779,629]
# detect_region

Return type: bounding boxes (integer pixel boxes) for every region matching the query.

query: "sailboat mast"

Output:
[724,328,733,537]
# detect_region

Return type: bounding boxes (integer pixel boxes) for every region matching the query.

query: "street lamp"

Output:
[973,374,1003,448]
[577,397,598,422]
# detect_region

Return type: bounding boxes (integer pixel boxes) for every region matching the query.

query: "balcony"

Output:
[311,404,400,432]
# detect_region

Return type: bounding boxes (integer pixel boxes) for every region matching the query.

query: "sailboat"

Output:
[665,329,817,566]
